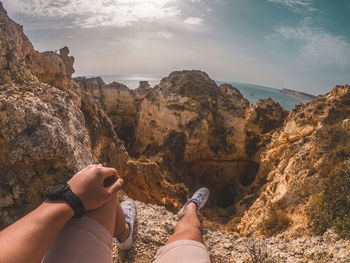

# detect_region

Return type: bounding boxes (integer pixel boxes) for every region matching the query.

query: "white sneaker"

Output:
[177,187,209,219]
[116,200,136,250]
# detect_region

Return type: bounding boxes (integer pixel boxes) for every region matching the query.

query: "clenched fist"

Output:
[67,164,123,211]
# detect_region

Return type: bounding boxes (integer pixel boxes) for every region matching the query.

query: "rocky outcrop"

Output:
[0,1,189,227]
[0,3,74,86]
[0,2,92,227]
[133,71,250,159]
[75,77,151,150]
[238,85,350,237]
[131,71,287,216]
[77,71,288,221]
[0,81,94,226]
[0,4,129,227]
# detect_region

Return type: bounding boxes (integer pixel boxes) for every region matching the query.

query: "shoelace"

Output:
[124,207,134,222]
[194,191,208,208]
[197,192,206,202]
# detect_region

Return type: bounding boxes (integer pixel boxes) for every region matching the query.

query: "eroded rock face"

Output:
[134,71,249,159]
[0,3,186,226]
[0,3,35,84]
[75,71,288,218]
[0,5,129,228]
[121,71,287,215]
[0,3,74,86]
[238,85,350,237]
[0,82,94,227]
[75,77,151,151]
[0,4,93,227]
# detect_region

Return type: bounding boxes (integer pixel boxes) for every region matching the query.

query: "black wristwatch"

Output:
[45,183,85,218]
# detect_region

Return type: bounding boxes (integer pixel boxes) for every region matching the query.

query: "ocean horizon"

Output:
[82,74,307,111]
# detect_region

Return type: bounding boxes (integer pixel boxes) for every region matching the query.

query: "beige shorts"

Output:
[42,216,210,263]
[154,240,211,263]
[42,216,113,263]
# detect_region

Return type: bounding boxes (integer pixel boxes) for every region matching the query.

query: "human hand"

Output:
[67,164,123,211]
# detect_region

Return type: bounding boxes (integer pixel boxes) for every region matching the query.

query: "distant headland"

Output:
[281,88,316,100]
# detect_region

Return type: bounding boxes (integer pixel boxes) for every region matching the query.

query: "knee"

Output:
[175,223,202,234]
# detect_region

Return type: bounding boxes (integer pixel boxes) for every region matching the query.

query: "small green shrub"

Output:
[308,162,350,239]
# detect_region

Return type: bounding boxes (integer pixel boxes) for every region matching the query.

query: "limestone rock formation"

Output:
[77,71,288,220]
[0,82,94,226]
[131,71,287,216]
[74,77,151,150]
[0,0,187,225]
[75,78,185,209]
[238,85,350,237]
[0,3,129,227]
[0,3,74,86]
[133,71,250,160]
[0,3,35,84]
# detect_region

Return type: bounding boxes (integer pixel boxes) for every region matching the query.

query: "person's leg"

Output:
[42,197,134,263]
[41,199,119,263]
[83,163,130,242]
[85,197,129,242]
[166,202,203,244]
[153,188,210,263]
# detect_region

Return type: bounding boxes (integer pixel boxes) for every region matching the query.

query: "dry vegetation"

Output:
[258,202,291,237]
[244,238,276,263]
[308,160,350,239]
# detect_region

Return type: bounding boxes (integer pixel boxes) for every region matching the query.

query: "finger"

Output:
[103,176,117,187]
[97,167,119,186]
[107,178,123,195]
[99,167,118,179]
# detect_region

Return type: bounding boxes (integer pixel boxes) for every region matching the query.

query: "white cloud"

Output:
[184,17,203,25]
[188,0,201,3]
[276,25,350,68]
[157,31,174,39]
[5,0,180,28]
[267,0,316,13]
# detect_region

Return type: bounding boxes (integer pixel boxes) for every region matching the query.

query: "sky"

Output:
[2,0,350,95]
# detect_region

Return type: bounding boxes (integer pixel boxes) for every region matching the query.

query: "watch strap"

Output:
[63,185,85,218]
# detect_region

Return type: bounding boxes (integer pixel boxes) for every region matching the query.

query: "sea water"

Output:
[217,81,307,111]
[95,74,307,111]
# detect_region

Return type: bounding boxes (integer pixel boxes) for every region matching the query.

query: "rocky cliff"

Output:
[76,72,350,239]
[0,3,92,226]
[238,84,350,238]
[0,2,143,228]
[76,71,288,226]
[1,2,350,262]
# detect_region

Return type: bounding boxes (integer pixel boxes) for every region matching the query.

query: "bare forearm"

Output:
[0,201,74,263]
[0,165,123,263]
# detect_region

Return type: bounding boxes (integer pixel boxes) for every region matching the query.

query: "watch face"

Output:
[46,183,68,200]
